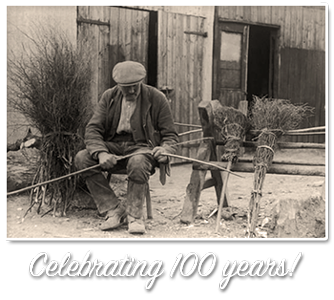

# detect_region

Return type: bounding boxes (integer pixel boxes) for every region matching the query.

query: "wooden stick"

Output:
[178,129,203,137]
[249,126,325,135]
[194,158,325,176]
[207,208,218,219]
[161,153,244,178]
[7,164,101,196]
[215,161,232,233]
[174,122,202,128]
[7,151,153,197]
[176,137,214,146]
[235,157,325,167]
[242,141,325,149]
[286,126,325,133]
[284,132,325,136]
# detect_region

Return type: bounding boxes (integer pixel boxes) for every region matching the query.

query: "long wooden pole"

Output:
[178,129,203,137]
[242,141,325,149]
[7,164,100,196]
[7,151,152,197]
[8,150,244,197]
[285,126,325,133]
[174,122,202,128]
[161,153,244,178]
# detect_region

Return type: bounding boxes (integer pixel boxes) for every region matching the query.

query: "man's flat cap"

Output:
[112,61,146,86]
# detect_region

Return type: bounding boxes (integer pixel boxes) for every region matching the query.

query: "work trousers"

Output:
[74,135,156,214]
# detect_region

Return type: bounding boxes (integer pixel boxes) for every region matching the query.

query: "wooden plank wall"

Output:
[217,6,326,143]
[279,48,325,143]
[158,11,205,160]
[218,90,247,109]
[217,6,325,51]
[77,7,100,105]
[77,6,149,105]
[135,6,212,18]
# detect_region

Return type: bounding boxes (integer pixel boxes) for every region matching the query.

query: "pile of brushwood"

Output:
[247,96,314,237]
[8,25,93,217]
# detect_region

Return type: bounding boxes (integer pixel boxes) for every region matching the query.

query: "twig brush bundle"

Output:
[212,104,248,232]
[247,96,313,237]
[213,105,248,162]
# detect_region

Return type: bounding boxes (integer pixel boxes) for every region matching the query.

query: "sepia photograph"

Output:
[7,5,327,239]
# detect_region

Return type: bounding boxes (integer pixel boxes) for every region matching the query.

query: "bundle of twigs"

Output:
[213,106,248,162]
[247,96,314,237]
[213,105,248,232]
[8,25,92,217]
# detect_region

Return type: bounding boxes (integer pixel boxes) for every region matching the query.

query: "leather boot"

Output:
[100,203,127,231]
[126,180,146,234]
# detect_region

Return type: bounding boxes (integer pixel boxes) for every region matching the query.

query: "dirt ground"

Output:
[7,148,326,239]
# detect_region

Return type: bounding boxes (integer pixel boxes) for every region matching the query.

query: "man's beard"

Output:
[125,94,137,102]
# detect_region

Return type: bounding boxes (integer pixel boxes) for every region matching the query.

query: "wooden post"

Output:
[145,183,153,220]
[180,139,212,224]
[180,100,218,224]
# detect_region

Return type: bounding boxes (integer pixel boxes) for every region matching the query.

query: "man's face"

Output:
[119,83,141,101]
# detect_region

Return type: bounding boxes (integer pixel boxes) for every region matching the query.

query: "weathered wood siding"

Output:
[134,6,213,18]
[77,6,208,158]
[279,48,325,143]
[217,6,326,143]
[158,11,206,159]
[76,6,325,147]
[217,6,325,51]
[77,6,149,104]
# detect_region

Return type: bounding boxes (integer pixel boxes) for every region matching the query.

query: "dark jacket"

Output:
[85,84,179,158]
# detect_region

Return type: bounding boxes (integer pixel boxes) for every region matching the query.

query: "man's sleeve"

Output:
[84,91,111,159]
[156,95,179,154]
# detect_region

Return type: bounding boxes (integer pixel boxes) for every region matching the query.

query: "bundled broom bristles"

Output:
[8,24,93,216]
[212,105,248,232]
[247,96,314,237]
[213,106,248,162]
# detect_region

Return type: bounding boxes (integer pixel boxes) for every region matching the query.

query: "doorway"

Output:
[212,21,278,110]
[247,25,277,103]
[147,11,158,87]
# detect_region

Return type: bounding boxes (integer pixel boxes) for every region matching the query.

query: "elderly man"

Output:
[75,61,178,234]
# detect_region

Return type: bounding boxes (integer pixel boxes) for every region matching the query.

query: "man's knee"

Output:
[75,149,96,170]
[127,155,153,183]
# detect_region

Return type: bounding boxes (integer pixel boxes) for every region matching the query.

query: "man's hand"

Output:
[152,146,168,163]
[98,152,118,170]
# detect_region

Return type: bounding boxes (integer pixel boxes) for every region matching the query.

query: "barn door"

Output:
[108,7,150,87]
[157,11,206,158]
[213,22,249,108]
[77,6,149,104]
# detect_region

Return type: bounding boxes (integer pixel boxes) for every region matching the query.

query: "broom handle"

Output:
[215,160,232,233]
[247,167,266,238]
